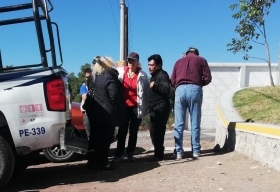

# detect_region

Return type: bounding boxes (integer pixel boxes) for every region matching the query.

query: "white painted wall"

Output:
[187,63,279,130]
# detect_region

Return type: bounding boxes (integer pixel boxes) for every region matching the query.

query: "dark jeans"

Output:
[115,106,142,156]
[83,113,90,139]
[88,123,115,167]
[149,101,170,158]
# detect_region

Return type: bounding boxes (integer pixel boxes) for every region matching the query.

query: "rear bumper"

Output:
[60,125,119,155]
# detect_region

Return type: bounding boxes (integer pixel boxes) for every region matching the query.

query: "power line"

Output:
[108,0,119,39]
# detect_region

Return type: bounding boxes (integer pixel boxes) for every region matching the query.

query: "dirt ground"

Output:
[3,131,280,192]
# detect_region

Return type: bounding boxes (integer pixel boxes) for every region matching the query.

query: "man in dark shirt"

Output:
[147,54,170,161]
[170,47,212,160]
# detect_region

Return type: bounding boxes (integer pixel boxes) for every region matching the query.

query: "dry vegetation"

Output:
[139,112,175,131]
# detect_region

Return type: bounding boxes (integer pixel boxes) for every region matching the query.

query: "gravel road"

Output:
[3,130,280,192]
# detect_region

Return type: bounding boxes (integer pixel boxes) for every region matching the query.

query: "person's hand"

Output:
[150,81,155,89]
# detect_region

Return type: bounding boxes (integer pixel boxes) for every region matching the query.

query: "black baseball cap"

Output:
[127,52,139,60]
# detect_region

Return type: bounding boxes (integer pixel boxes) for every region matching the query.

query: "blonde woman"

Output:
[85,56,124,170]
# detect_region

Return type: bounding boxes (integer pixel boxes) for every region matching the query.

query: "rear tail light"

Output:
[45,78,66,111]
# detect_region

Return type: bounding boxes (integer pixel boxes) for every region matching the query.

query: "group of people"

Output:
[79,47,212,171]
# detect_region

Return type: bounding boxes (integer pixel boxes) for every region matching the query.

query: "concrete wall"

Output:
[215,89,280,171]
[198,63,279,130]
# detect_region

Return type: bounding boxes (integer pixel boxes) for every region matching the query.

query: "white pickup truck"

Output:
[0,0,96,188]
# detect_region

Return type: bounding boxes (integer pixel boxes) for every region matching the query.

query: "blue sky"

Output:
[1,0,280,76]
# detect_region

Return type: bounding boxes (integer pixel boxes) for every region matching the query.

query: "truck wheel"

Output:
[0,135,15,189]
[43,146,78,163]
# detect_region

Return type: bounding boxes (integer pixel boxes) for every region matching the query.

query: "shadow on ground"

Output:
[3,147,158,192]
[3,141,232,191]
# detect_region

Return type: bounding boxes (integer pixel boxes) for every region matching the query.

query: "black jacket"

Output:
[148,69,170,108]
[88,68,125,126]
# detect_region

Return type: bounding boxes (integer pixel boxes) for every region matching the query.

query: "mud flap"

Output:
[60,126,88,155]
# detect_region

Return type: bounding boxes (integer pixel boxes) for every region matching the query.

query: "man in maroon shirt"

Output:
[170,47,212,160]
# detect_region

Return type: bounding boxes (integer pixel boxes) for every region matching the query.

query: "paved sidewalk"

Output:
[138,129,215,142]
[135,129,216,153]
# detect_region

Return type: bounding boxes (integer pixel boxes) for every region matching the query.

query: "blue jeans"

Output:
[174,84,202,156]
[83,113,90,139]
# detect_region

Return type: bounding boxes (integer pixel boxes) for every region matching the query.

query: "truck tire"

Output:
[0,135,15,189]
[43,146,78,163]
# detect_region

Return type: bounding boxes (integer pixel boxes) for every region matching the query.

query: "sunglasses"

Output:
[127,58,136,62]
[92,56,101,65]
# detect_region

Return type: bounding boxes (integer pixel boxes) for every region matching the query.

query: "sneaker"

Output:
[176,154,182,160]
[127,153,136,162]
[193,153,200,158]
[112,156,124,163]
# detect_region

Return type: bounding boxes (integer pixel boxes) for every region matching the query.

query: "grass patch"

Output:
[233,86,280,125]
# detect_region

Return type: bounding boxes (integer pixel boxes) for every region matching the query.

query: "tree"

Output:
[227,0,276,86]
[77,63,91,83]
[68,63,91,102]
[3,65,14,72]
[169,86,175,109]
[68,72,79,102]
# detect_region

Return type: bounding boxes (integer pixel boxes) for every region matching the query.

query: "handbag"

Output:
[82,75,95,112]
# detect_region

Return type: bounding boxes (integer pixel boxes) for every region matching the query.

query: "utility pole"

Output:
[120,0,125,61]
[124,6,128,62]
[0,50,3,69]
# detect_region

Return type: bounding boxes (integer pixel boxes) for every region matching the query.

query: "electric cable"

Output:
[108,0,119,38]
